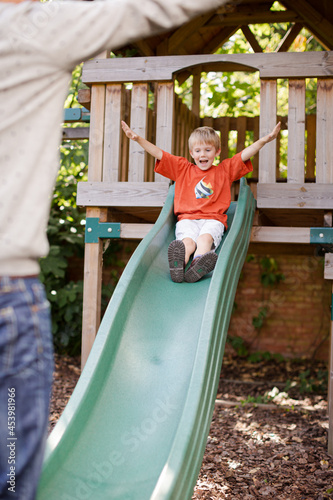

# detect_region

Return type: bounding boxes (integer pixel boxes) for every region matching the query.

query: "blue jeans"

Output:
[0,277,54,500]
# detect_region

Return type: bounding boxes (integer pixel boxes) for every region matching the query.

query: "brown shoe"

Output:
[168,240,186,283]
[184,251,217,283]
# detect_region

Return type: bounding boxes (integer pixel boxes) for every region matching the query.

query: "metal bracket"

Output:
[85,218,121,243]
[310,228,333,245]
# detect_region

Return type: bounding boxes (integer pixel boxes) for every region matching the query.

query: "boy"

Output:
[121,120,280,283]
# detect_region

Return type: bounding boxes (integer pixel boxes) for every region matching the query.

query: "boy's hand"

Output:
[241,121,281,162]
[121,120,163,160]
[121,120,138,141]
[263,121,281,144]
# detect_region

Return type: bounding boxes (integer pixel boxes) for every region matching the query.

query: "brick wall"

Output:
[228,253,331,361]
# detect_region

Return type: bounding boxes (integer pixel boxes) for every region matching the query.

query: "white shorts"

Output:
[175,219,225,250]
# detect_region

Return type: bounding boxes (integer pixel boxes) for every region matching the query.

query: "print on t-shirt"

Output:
[195,177,214,199]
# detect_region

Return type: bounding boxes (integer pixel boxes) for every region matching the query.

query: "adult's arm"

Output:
[7,0,229,68]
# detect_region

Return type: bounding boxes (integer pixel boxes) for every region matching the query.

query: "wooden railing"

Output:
[77,51,333,213]
[258,76,333,210]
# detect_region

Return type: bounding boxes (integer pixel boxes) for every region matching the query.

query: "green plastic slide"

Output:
[37,177,255,500]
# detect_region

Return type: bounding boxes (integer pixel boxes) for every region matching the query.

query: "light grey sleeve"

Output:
[21,0,226,69]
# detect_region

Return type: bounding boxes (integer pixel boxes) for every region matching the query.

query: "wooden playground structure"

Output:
[72,48,333,450]
[76,50,333,356]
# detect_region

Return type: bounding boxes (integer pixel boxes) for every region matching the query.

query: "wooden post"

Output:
[316,79,333,183]
[103,84,123,182]
[236,116,246,153]
[287,79,305,183]
[81,84,106,369]
[81,207,107,368]
[259,79,277,183]
[128,83,148,182]
[155,81,174,182]
[328,284,333,456]
[324,255,333,455]
[219,116,230,164]
[306,114,316,180]
[192,68,201,118]
[252,115,259,178]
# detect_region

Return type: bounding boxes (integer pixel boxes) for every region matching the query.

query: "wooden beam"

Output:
[62,127,89,140]
[168,12,216,54]
[202,115,260,131]
[280,0,333,49]
[251,226,310,244]
[156,38,169,56]
[207,10,300,26]
[276,23,303,52]
[77,88,91,110]
[132,39,156,57]
[82,52,333,84]
[257,183,333,209]
[77,181,169,207]
[200,26,240,55]
[241,25,263,53]
[120,223,154,239]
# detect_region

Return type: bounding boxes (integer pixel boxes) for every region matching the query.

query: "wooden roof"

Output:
[115,0,333,56]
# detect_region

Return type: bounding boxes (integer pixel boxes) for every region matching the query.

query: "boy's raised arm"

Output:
[241,122,281,162]
[121,121,163,161]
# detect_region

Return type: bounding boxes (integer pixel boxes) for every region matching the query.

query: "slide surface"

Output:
[37,178,255,500]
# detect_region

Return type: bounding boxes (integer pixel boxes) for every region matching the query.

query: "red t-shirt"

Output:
[155,151,253,228]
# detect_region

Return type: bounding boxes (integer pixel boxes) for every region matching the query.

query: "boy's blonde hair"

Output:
[188,126,221,151]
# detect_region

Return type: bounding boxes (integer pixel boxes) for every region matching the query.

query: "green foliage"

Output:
[226,334,286,363]
[284,367,328,395]
[297,368,328,394]
[226,335,249,357]
[241,393,274,406]
[201,71,260,118]
[252,306,268,331]
[39,139,88,354]
[247,350,284,363]
[259,256,285,287]
[64,64,86,109]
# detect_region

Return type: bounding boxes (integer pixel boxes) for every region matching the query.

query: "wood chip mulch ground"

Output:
[49,352,333,500]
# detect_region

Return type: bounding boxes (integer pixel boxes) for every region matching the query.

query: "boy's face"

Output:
[190,142,220,171]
